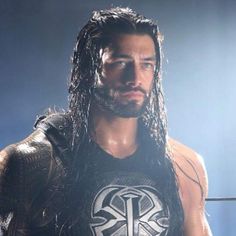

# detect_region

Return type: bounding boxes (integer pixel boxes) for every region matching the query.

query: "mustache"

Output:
[116,86,147,95]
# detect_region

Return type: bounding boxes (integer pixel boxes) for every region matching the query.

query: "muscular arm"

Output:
[169,138,212,236]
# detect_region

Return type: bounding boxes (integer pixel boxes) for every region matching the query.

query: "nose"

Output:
[123,62,142,87]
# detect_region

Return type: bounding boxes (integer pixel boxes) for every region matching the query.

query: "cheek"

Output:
[101,69,122,87]
[144,73,155,90]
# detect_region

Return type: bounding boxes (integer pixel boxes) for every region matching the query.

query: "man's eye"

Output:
[142,63,155,70]
[114,61,127,67]
[107,61,128,70]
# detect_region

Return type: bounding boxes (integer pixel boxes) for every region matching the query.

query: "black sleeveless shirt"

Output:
[63,141,180,236]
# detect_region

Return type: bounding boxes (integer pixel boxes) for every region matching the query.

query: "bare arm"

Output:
[169,138,212,236]
[181,154,212,236]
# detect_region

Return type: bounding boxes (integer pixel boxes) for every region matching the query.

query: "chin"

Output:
[110,102,146,118]
[93,90,148,118]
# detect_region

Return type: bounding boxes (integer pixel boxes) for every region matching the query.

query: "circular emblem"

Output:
[90,185,169,236]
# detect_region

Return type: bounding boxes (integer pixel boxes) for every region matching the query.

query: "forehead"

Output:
[103,33,156,57]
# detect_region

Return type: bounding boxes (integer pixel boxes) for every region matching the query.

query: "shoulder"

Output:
[167,137,208,207]
[1,129,51,166]
[0,112,73,180]
[1,129,53,165]
[0,130,54,188]
[168,137,207,177]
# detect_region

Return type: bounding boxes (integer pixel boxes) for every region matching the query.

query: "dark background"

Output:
[1,0,235,235]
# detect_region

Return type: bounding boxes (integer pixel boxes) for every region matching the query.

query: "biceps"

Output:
[184,210,212,236]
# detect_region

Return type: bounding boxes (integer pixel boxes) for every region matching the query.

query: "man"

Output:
[0,7,211,236]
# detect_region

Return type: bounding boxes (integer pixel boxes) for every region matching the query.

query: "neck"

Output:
[90,106,139,159]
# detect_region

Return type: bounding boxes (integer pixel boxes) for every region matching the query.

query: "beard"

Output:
[92,84,150,118]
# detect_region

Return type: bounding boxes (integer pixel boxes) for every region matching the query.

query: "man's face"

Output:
[93,34,156,117]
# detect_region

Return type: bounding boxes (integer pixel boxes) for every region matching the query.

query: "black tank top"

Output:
[68,142,172,236]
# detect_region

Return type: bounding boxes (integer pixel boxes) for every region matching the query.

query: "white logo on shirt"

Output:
[90,185,169,236]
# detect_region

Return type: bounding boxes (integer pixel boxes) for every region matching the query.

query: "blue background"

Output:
[1,0,235,235]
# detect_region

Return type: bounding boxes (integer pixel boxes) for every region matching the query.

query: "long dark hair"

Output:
[68,7,184,235]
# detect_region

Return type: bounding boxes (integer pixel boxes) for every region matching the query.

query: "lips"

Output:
[120,90,145,99]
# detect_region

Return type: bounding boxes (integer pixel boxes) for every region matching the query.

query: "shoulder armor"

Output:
[0,113,73,233]
[0,145,19,215]
[34,112,73,167]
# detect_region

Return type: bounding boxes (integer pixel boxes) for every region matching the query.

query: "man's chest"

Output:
[70,170,170,236]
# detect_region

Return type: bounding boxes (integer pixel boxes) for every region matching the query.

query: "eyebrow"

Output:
[142,56,156,61]
[111,53,156,61]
